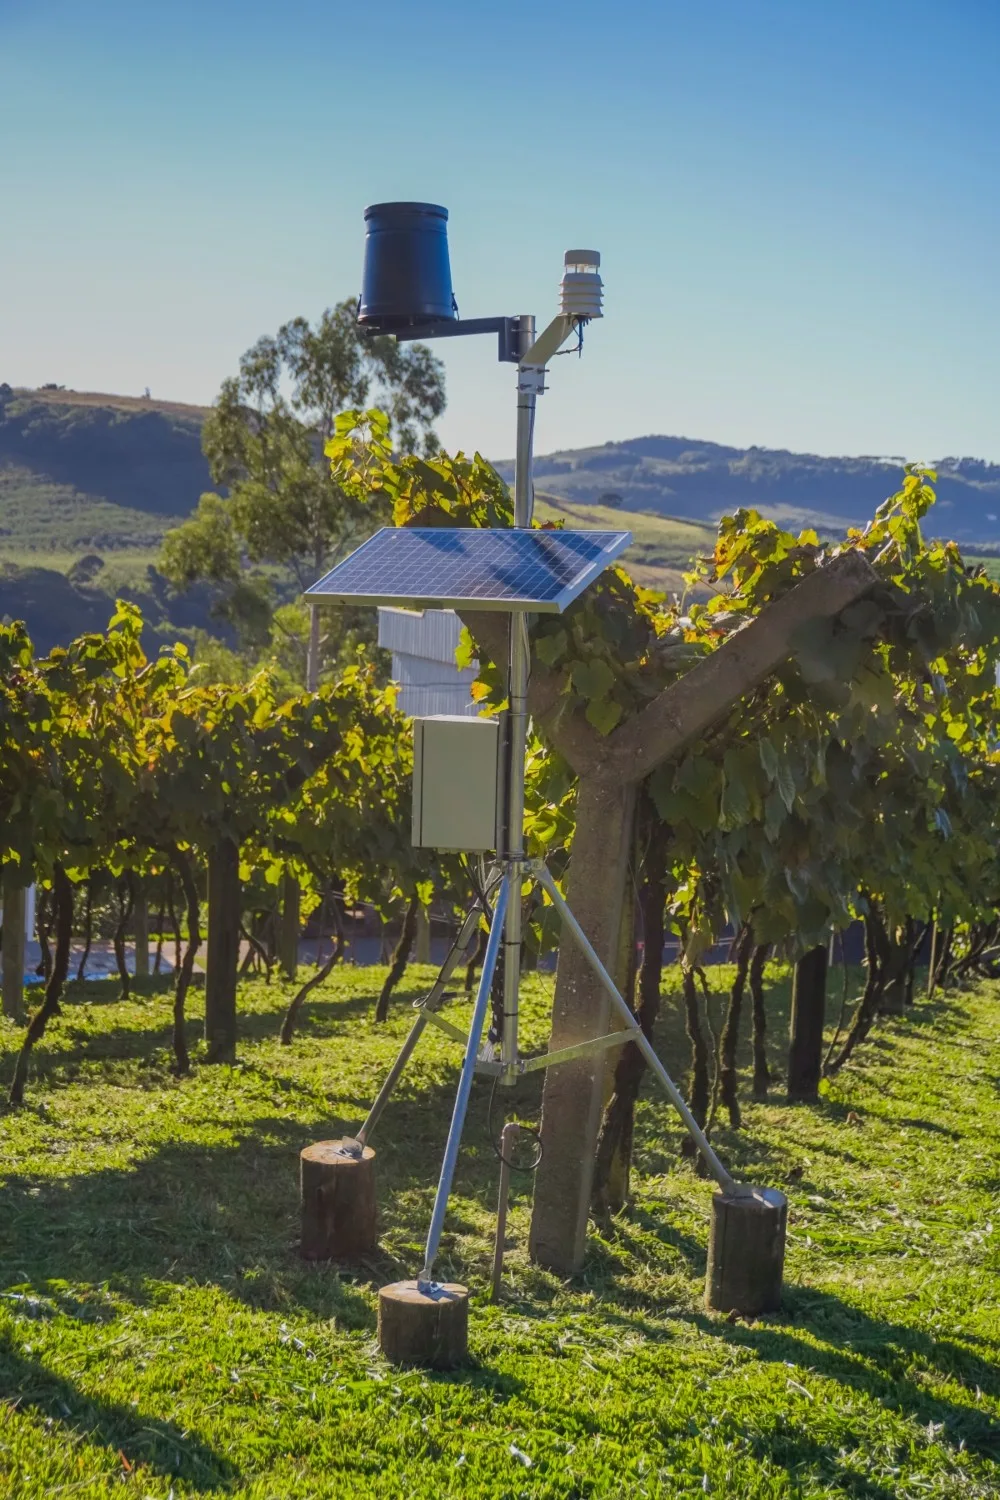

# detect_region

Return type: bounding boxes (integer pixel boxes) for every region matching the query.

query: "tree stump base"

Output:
[706,1186,787,1315]
[378,1280,469,1367]
[299,1140,376,1261]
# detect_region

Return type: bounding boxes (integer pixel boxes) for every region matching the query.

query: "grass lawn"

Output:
[1,962,998,1497]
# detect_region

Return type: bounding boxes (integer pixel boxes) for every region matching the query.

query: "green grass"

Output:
[1,962,999,1497]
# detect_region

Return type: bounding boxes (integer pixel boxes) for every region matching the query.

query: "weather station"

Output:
[304,204,776,1366]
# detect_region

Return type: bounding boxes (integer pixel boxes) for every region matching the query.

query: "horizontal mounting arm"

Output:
[520,313,579,369]
[382,311,582,368]
[386,316,523,363]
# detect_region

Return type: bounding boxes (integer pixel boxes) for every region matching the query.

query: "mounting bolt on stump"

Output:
[299,1139,376,1261]
[378,1280,469,1367]
[706,1186,787,1315]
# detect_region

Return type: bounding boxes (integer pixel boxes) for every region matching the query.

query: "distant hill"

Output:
[3,385,1000,650]
[0,388,216,652]
[0,386,210,549]
[498,436,1000,544]
[534,495,713,593]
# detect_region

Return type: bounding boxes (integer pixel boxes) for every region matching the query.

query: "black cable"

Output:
[487,942,506,1047]
[488,1072,544,1171]
[462,855,495,921]
[553,319,585,357]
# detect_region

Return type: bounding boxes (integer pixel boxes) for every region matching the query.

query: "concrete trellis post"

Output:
[464,547,877,1277]
[1,870,26,1022]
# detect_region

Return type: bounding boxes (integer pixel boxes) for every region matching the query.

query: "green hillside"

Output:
[0,389,208,548]
[0,391,720,648]
[0,387,210,523]
[0,468,181,553]
[0,389,216,652]
[500,435,1000,543]
[3,384,998,650]
[535,493,715,591]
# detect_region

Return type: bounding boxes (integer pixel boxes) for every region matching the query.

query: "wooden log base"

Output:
[299,1139,377,1261]
[378,1280,469,1368]
[706,1187,787,1316]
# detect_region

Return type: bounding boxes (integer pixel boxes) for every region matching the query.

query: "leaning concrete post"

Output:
[787,944,827,1102]
[1,870,26,1022]
[529,775,636,1273]
[278,871,300,981]
[133,887,150,979]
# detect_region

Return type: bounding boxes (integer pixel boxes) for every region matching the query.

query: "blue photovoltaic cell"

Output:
[305,527,632,614]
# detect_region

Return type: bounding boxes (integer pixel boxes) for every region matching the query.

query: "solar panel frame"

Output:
[305,527,633,614]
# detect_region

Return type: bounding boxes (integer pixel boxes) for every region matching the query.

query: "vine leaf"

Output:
[571,659,616,701]
[585,696,623,735]
[776,756,797,814]
[720,752,751,831]
[759,736,780,782]
[535,630,568,667]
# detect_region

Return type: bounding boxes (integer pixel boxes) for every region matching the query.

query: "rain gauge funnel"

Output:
[358,202,457,332]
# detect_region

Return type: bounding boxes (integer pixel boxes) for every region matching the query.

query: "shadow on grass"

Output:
[0,1073,552,1483]
[531,1261,1000,1475]
[685,1284,1000,1463]
[3,963,996,1488]
[12,974,456,1083]
[592,1202,708,1279]
[63,974,178,1007]
[0,1059,544,1305]
[0,1331,235,1489]
[733,1431,900,1500]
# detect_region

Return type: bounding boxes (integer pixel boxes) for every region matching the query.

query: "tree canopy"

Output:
[160,304,446,687]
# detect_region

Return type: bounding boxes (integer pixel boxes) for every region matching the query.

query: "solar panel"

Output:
[305,527,633,614]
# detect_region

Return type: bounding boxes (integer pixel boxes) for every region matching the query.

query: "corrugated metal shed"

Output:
[378,607,479,717]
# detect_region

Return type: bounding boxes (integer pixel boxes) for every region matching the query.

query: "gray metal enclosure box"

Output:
[412,715,499,852]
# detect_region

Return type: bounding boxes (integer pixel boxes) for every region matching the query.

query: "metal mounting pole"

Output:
[420,876,510,1286]
[500,316,537,1083]
[513,316,537,529]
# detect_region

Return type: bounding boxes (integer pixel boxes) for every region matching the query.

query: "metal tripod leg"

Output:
[534,863,737,1195]
[420,875,510,1286]
[356,896,492,1148]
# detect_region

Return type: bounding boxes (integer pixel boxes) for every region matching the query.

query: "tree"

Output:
[1,605,176,1103]
[328,418,1000,1268]
[251,665,436,1042]
[161,301,445,690]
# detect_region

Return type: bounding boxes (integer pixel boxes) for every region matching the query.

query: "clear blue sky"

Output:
[2,0,998,462]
